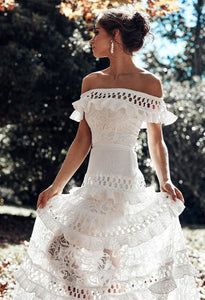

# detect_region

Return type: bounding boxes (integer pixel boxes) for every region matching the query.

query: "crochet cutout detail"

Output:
[88,89,162,110]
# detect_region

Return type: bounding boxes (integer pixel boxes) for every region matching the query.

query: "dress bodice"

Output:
[69,88,177,149]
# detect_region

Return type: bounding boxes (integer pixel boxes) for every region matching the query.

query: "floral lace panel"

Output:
[15,240,197,300]
[86,107,141,146]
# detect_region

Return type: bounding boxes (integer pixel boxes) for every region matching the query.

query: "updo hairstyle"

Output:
[96,5,152,54]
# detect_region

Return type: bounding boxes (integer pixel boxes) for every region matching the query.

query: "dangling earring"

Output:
[110,40,114,54]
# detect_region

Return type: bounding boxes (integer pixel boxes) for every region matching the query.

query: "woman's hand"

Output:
[36,185,63,209]
[160,180,185,203]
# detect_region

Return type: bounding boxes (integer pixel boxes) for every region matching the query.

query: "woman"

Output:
[13,5,200,299]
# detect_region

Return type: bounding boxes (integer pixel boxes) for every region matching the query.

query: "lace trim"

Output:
[69,88,178,127]
[88,89,162,109]
[27,237,196,279]
[26,216,188,273]
[37,189,185,251]
[14,248,198,300]
[14,205,198,299]
[30,236,197,280]
[82,173,146,193]
[81,88,163,100]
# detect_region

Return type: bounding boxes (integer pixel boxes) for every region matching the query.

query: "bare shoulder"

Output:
[141,72,164,98]
[81,71,102,94]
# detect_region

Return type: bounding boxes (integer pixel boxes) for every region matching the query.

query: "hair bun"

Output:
[132,12,149,36]
[133,12,143,21]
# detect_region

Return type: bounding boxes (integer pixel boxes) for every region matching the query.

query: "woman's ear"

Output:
[115,28,120,36]
[113,28,121,41]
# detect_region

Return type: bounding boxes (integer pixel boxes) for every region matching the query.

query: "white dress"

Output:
[13,88,200,300]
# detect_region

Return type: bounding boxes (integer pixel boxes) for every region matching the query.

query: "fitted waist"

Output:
[88,142,139,177]
[91,142,136,151]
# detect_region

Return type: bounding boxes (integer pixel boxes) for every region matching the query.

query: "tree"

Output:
[144,0,205,80]
[0,0,94,206]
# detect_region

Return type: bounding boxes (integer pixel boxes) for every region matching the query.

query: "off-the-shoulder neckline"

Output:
[80,88,163,100]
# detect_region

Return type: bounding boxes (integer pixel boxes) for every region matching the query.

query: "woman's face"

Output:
[89,22,113,58]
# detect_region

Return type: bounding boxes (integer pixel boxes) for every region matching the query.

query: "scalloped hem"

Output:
[13,202,199,300]
[13,265,200,300]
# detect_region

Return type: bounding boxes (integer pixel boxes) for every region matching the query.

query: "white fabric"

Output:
[13,88,200,299]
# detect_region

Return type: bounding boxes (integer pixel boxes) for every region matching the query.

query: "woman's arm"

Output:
[36,77,92,208]
[147,123,184,203]
[52,132,91,191]
[147,123,171,186]
[145,76,184,203]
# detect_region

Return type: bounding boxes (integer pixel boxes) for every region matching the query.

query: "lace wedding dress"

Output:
[13,88,200,299]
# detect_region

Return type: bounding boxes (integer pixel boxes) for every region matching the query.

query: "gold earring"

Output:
[110,40,114,54]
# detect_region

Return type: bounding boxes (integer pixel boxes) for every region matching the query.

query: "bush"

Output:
[0,1,94,206]
[137,78,205,224]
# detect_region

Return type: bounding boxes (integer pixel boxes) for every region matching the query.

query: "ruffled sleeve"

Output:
[68,89,178,128]
[136,96,178,129]
[69,94,88,122]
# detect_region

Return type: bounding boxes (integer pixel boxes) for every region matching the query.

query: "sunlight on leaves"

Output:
[58,0,180,23]
[0,0,17,11]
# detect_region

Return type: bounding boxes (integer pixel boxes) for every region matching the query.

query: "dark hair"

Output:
[96,5,152,54]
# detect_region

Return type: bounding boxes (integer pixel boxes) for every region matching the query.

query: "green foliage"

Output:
[0,0,94,206]
[145,0,205,80]
[164,79,205,224]
[137,79,205,224]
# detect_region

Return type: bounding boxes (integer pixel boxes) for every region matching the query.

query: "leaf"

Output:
[0,281,8,295]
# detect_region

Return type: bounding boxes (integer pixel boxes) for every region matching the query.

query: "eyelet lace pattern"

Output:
[87,89,164,109]
[13,213,199,300]
[82,173,146,193]
[88,89,162,109]
[69,88,178,130]
[13,88,199,299]
[13,183,199,299]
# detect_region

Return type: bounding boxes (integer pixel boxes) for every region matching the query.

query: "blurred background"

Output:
[0,0,204,298]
